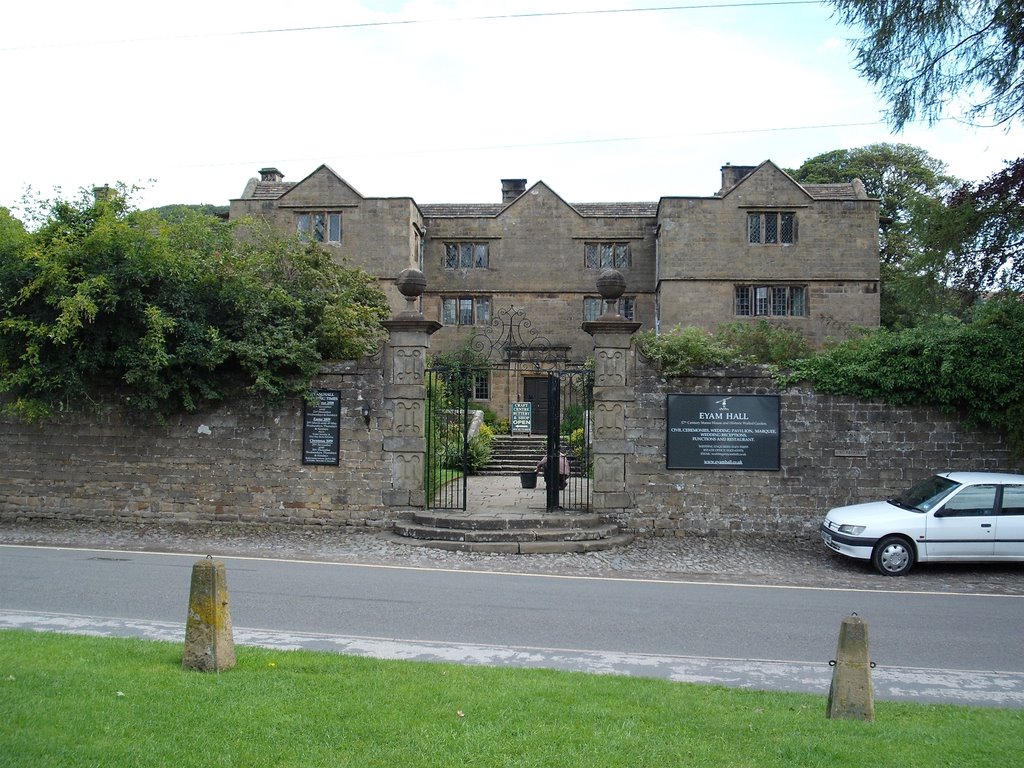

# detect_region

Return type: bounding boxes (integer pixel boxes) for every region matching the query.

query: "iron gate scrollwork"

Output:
[425,304,593,513]
[467,304,570,364]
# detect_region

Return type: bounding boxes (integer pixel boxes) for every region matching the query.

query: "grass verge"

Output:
[1,629,1021,767]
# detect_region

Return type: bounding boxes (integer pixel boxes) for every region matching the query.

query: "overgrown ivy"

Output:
[638,304,1024,457]
[636,320,812,374]
[779,298,1024,456]
[0,187,389,419]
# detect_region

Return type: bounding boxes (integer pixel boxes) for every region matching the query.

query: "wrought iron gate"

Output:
[424,366,472,510]
[540,368,593,512]
[424,305,592,512]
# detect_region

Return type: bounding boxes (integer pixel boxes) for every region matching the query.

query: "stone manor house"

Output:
[229,161,880,421]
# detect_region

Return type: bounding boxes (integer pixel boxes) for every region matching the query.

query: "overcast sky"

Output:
[3,0,1020,214]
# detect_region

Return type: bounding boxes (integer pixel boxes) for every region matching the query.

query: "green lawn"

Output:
[1,630,1020,767]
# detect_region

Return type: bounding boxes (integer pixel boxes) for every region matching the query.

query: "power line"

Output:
[2,1,823,52]
[179,118,890,172]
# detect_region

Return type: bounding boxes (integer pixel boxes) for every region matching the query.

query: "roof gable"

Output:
[720,160,813,205]
[497,181,582,219]
[277,164,364,207]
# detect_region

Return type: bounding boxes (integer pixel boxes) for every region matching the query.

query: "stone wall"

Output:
[619,356,1022,538]
[3,340,1019,540]
[0,361,393,528]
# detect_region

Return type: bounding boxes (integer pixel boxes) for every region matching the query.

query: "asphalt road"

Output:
[2,543,1023,706]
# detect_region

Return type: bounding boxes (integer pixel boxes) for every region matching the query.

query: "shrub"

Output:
[636,325,750,375]
[0,190,389,419]
[715,320,812,364]
[780,298,1024,456]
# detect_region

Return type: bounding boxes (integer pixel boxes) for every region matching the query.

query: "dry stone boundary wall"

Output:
[0,361,392,529]
[0,353,1019,538]
[620,358,1020,538]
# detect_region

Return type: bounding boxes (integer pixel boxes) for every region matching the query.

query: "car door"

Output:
[994,484,1024,558]
[924,484,996,559]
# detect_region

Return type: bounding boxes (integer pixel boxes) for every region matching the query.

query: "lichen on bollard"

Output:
[826,613,874,721]
[182,556,236,672]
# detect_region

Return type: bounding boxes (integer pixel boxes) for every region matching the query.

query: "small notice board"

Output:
[510,402,532,434]
[302,390,341,466]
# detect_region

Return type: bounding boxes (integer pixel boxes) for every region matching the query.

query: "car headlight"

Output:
[838,524,866,535]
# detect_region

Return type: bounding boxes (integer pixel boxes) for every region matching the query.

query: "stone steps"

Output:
[389,509,632,554]
[480,435,547,475]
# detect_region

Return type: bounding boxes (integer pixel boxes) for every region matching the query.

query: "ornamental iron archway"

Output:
[424,305,592,512]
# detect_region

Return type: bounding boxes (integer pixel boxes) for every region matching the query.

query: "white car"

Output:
[820,471,1024,576]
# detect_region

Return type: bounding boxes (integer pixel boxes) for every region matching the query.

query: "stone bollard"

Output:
[826,613,874,721]
[182,556,236,672]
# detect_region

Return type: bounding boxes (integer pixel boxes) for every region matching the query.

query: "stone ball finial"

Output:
[596,268,626,301]
[396,268,427,299]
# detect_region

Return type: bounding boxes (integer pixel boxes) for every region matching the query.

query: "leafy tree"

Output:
[790,144,960,328]
[829,0,1024,128]
[148,203,230,222]
[0,186,388,419]
[925,156,1024,309]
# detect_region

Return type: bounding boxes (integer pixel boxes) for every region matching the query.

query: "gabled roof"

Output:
[718,160,869,201]
[239,178,296,200]
[419,181,658,219]
[801,181,868,200]
[236,164,363,202]
[277,164,363,204]
[718,160,812,201]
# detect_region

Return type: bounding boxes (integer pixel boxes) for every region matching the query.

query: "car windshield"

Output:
[890,475,961,512]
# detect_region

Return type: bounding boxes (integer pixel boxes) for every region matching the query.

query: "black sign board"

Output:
[510,402,532,434]
[302,390,341,466]
[666,394,780,471]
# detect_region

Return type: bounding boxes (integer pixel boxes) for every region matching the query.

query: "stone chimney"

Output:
[501,178,527,203]
[259,167,284,182]
[719,164,757,194]
[92,185,114,203]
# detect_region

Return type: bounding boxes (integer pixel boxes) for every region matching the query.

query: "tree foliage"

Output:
[829,0,1024,128]
[925,156,1024,308]
[790,144,961,328]
[0,187,389,419]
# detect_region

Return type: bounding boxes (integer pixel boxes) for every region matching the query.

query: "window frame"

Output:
[473,371,491,401]
[296,211,343,243]
[584,295,636,321]
[444,241,490,269]
[734,285,807,317]
[441,295,492,326]
[584,242,632,269]
[747,212,797,245]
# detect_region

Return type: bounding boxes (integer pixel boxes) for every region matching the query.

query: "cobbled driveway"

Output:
[2,519,1021,596]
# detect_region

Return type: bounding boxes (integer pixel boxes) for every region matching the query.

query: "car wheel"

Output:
[872,535,915,576]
